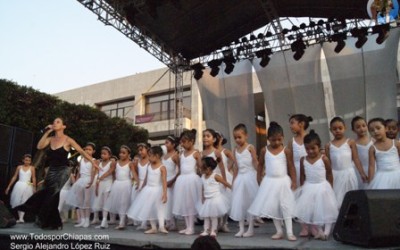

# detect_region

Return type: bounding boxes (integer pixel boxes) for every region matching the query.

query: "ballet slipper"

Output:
[179,228,187,234]
[271,232,284,240]
[200,231,209,236]
[243,231,254,238]
[144,228,158,234]
[210,231,217,237]
[184,229,195,235]
[234,231,244,237]
[287,234,297,241]
[115,225,125,230]
[159,227,168,234]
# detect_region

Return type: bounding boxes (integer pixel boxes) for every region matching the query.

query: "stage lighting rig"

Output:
[191,63,205,80]
[350,27,369,48]
[372,23,390,44]
[255,48,272,67]
[331,33,347,53]
[291,38,306,61]
[208,59,222,77]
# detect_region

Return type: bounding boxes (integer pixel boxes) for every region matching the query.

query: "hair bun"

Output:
[309,129,316,135]
[191,129,197,135]
[269,121,279,127]
[308,116,313,122]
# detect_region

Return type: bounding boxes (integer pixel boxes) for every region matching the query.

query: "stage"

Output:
[0,220,394,250]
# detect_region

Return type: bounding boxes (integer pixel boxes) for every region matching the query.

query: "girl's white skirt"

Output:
[198,192,230,218]
[65,176,93,209]
[229,171,258,221]
[91,178,113,212]
[127,185,167,221]
[10,181,34,208]
[104,179,132,215]
[294,181,338,225]
[248,175,294,220]
[333,167,358,207]
[369,168,400,189]
[172,174,202,217]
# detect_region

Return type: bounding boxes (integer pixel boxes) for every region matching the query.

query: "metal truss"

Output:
[76,0,187,69]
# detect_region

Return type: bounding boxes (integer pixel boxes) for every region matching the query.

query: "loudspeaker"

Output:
[0,200,16,228]
[333,189,400,248]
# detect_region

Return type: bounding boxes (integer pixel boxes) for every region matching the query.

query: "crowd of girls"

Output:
[6,115,400,241]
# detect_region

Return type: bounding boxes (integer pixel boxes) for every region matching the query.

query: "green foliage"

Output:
[0,79,148,157]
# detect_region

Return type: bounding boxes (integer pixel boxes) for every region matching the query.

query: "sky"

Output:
[0,0,165,94]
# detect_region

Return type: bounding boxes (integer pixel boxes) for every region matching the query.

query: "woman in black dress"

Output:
[15,117,98,229]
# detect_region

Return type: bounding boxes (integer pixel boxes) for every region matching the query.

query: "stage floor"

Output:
[0,220,396,250]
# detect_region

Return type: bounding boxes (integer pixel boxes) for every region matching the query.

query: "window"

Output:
[143,88,191,122]
[99,98,135,120]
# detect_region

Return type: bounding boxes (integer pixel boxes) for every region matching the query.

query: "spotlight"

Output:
[222,51,236,75]
[317,19,324,26]
[331,33,347,53]
[255,48,272,68]
[250,34,257,41]
[299,23,307,29]
[257,33,264,39]
[191,63,205,80]
[207,59,222,77]
[372,23,390,44]
[291,25,299,31]
[350,28,368,49]
[309,21,316,28]
[291,39,306,61]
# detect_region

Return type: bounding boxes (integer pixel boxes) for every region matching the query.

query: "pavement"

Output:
[0,219,398,250]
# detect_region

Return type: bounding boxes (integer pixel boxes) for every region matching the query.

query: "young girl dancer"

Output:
[5,154,36,223]
[162,136,180,231]
[368,118,400,189]
[248,122,297,241]
[385,119,399,140]
[198,157,231,237]
[215,131,234,232]
[351,116,373,189]
[325,117,367,207]
[103,145,138,230]
[229,123,259,238]
[92,146,114,228]
[202,129,226,181]
[173,129,202,235]
[294,130,338,240]
[288,114,313,187]
[130,143,151,230]
[128,146,168,234]
[66,142,96,228]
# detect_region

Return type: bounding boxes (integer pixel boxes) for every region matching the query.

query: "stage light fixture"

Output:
[257,33,264,39]
[255,48,272,68]
[222,52,236,75]
[291,25,299,32]
[191,63,205,80]
[250,34,257,41]
[300,23,307,29]
[317,20,324,26]
[291,39,306,61]
[208,59,222,77]
[372,23,390,44]
[309,21,316,28]
[351,28,368,49]
[331,33,347,53]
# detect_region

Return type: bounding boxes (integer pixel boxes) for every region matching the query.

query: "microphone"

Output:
[41,126,51,133]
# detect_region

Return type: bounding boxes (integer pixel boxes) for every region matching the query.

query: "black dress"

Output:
[15,146,70,229]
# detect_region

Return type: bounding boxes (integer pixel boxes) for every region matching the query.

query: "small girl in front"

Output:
[325,117,367,207]
[294,130,338,240]
[128,146,168,234]
[368,118,400,189]
[351,116,373,189]
[5,154,36,223]
[198,157,231,237]
[172,129,202,235]
[248,122,297,241]
[229,123,259,238]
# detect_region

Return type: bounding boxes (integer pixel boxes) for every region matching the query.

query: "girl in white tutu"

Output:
[202,129,226,181]
[5,154,36,223]
[162,136,180,231]
[173,129,202,235]
[248,122,297,241]
[93,146,115,228]
[215,131,234,232]
[294,130,338,240]
[198,157,231,237]
[325,117,367,208]
[287,114,313,188]
[128,146,168,234]
[66,142,97,228]
[130,143,150,230]
[103,145,138,230]
[351,116,374,189]
[229,123,259,238]
[368,118,400,189]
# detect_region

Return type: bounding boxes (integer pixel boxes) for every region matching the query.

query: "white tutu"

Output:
[229,171,258,221]
[65,176,93,209]
[248,175,294,219]
[198,192,229,218]
[130,181,144,203]
[333,168,358,207]
[294,181,338,225]
[369,169,400,189]
[166,187,174,220]
[172,174,202,216]
[104,179,132,215]
[127,185,167,221]
[10,181,34,208]
[91,178,113,212]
